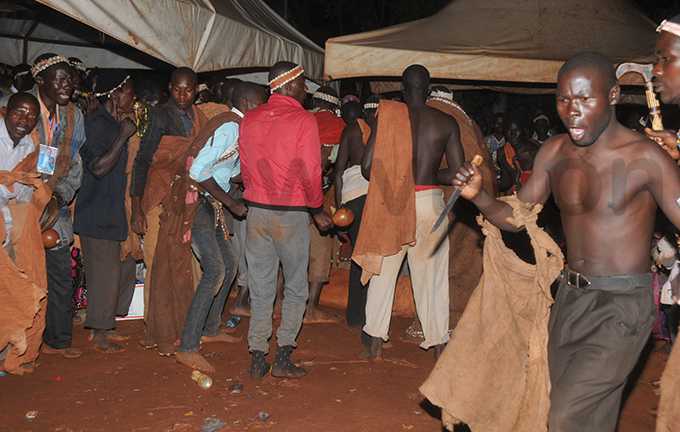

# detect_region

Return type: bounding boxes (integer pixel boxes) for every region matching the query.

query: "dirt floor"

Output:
[0,268,669,432]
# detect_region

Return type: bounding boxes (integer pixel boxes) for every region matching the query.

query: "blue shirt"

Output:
[189,108,241,195]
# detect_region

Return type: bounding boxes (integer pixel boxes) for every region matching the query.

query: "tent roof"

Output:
[324,0,658,85]
[2,0,324,80]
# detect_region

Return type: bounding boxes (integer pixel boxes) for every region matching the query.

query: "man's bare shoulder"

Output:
[341,121,361,137]
[616,128,668,160]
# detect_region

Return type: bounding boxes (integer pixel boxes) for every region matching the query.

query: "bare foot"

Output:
[90,336,124,354]
[175,351,215,374]
[382,341,394,349]
[357,336,383,361]
[201,332,242,344]
[41,345,83,359]
[303,309,338,324]
[229,304,251,317]
[88,330,131,342]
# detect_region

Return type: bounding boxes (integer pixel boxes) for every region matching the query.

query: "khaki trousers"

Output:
[363,189,450,349]
[308,220,333,283]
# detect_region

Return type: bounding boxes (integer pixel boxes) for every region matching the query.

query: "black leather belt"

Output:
[562,268,651,291]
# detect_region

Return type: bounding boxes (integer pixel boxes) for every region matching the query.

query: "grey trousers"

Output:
[81,236,136,331]
[547,272,656,432]
[246,207,309,353]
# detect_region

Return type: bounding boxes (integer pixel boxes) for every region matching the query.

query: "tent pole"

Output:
[23,18,40,64]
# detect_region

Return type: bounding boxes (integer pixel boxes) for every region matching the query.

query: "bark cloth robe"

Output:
[352,99,496,324]
[141,109,248,355]
[421,197,563,432]
[0,106,75,373]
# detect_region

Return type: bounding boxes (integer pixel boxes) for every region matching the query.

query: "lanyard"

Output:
[37,93,60,147]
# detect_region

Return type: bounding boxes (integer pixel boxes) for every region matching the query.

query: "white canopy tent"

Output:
[324,0,658,87]
[1,0,325,81]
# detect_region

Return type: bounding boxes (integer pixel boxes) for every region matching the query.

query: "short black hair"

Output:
[402,64,430,89]
[504,112,527,130]
[170,67,198,86]
[557,52,617,90]
[135,80,163,104]
[221,78,243,105]
[269,61,298,82]
[231,82,267,110]
[7,92,39,111]
[341,101,362,123]
[207,73,227,89]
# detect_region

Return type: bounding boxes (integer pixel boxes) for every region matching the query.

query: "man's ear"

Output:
[35,75,44,87]
[0,107,6,118]
[610,85,621,105]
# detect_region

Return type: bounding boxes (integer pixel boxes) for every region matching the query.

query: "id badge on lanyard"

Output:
[37,144,59,175]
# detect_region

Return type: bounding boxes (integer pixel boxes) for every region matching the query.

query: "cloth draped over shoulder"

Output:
[421,196,563,432]
[197,102,230,121]
[657,343,680,431]
[314,110,345,146]
[143,109,240,355]
[352,100,415,285]
[119,113,143,261]
[0,147,52,374]
[357,118,371,145]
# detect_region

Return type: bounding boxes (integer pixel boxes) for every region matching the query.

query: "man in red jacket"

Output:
[239,61,334,380]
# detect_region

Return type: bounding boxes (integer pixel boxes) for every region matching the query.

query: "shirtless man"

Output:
[498,114,539,193]
[360,65,465,361]
[454,52,680,432]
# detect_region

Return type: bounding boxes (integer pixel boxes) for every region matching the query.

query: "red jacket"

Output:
[240,93,324,213]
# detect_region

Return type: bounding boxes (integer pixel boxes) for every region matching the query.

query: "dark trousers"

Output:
[80,236,136,331]
[43,246,75,349]
[547,273,656,432]
[179,199,237,352]
[344,195,367,328]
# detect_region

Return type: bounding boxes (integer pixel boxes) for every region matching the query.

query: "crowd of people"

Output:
[2,12,680,432]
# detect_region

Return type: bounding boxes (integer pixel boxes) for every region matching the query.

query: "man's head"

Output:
[269,61,307,104]
[220,78,243,108]
[533,113,550,137]
[95,69,136,114]
[504,114,526,147]
[653,15,680,105]
[195,83,212,105]
[169,67,198,112]
[556,52,618,147]
[207,74,227,103]
[32,53,74,106]
[311,86,340,111]
[12,64,34,92]
[135,80,164,109]
[231,82,268,114]
[402,64,430,104]
[4,93,39,147]
[341,101,362,125]
[491,112,505,136]
[363,94,385,121]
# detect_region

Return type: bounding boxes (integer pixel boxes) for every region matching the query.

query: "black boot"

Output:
[271,345,307,378]
[250,350,270,380]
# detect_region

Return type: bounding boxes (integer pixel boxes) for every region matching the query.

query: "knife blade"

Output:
[428,155,483,234]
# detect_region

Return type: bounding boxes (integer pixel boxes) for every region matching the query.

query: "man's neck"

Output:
[172,100,192,116]
[37,87,57,119]
[494,132,504,140]
[103,100,119,121]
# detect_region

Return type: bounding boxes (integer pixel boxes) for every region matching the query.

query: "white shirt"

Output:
[0,118,35,247]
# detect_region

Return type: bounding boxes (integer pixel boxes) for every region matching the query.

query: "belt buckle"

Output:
[567,270,590,288]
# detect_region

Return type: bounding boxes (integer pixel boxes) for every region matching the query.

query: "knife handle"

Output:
[471,155,483,166]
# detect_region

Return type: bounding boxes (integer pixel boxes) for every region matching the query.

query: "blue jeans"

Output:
[179,198,237,352]
[246,207,310,353]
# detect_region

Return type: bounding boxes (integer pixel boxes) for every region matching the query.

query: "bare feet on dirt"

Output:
[90,330,124,354]
[201,332,242,344]
[41,345,83,359]
[88,330,131,342]
[303,309,338,324]
[357,336,383,362]
[175,351,215,374]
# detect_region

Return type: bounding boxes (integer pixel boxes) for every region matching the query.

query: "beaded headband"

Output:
[268,65,303,91]
[31,55,70,78]
[313,91,340,106]
[198,83,209,92]
[430,90,453,101]
[363,102,379,110]
[94,75,130,98]
[70,60,86,73]
[533,115,549,123]
[657,19,680,38]
[14,70,30,78]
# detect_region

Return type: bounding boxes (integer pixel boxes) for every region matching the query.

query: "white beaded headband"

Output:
[430,89,453,101]
[268,65,304,92]
[313,92,340,106]
[14,70,30,78]
[533,115,549,123]
[70,60,86,73]
[363,102,379,110]
[31,55,70,78]
[94,75,130,98]
[657,20,680,38]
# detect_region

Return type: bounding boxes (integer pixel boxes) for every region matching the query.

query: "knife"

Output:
[428,154,483,234]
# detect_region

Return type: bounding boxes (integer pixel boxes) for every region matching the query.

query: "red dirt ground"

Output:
[0,269,667,432]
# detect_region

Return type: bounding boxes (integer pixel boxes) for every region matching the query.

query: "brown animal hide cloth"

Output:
[0,149,52,374]
[421,196,563,432]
